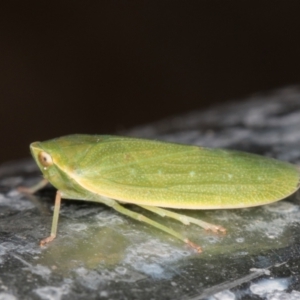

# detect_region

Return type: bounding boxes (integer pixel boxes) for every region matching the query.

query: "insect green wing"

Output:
[33,135,300,209]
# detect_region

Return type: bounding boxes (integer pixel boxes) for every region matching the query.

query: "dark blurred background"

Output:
[1,1,300,164]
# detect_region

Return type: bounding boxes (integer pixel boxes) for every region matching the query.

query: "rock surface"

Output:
[1,86,300,299]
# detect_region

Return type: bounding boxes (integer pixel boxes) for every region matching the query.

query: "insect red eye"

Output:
[38,151,53,167]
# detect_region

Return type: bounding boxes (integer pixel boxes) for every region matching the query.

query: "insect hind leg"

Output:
[139,205,226,233]
[107,200,202,253]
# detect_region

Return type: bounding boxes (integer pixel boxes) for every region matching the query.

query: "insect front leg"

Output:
[18,178,49,194]
[40,190,62,246]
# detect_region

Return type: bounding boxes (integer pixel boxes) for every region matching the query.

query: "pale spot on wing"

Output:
[189,171,195,177]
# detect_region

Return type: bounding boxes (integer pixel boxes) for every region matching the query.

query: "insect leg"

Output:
[108,200,202,253]
[139,205,226,233]
[40,190,61,246]
[18,178,49,194]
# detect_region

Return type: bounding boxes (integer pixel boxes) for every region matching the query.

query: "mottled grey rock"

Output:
[1,86,300,299]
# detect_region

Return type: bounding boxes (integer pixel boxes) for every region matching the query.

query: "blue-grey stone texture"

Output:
[1,86,300,300]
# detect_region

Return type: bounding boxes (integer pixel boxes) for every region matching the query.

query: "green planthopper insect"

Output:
[22,134,300,252]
